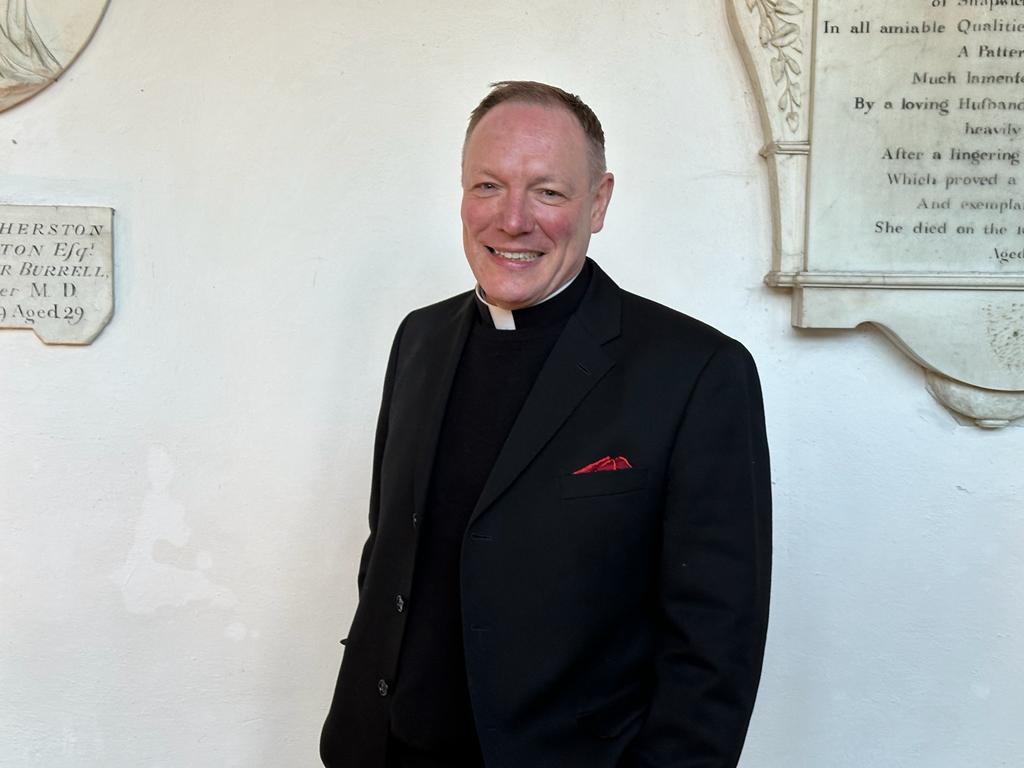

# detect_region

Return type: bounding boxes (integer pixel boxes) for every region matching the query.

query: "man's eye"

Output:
[476,182,498,191]
[540,189,564,199]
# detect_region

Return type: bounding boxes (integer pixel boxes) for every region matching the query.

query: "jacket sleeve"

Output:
[356,315,408,594]
[625,339,772,768]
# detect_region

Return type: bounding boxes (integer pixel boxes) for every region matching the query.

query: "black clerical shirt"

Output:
[388,263,593,763]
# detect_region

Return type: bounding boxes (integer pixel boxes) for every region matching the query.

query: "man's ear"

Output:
[590,172,614,234]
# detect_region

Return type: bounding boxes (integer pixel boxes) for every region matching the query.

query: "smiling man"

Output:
[460,94,613,313]
[321,81,771,768]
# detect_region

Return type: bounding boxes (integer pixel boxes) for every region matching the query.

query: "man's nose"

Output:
[498,191,534,235]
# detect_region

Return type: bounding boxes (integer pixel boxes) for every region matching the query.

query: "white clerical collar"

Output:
[475,268,583,331]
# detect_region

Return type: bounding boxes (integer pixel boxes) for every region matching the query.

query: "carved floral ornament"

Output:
[747,0,804,132]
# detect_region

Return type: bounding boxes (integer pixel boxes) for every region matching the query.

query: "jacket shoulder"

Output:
[616,288,753,365]
[393,290,474,342]
[407,290,474,321]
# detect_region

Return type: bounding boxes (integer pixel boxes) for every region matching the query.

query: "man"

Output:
[321,81,771,768]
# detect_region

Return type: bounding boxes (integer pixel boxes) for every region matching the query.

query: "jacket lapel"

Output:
[411,294,476,527]
[470,263,622,522]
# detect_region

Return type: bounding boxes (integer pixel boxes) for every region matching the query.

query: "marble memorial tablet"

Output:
[730,0,1024,427]
[0,204,114,344]
[809,4,1024,274]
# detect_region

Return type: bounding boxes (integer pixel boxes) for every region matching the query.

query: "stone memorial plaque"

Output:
[0,204,113,344]
[0,0,111,113]
[730,0,1024,426]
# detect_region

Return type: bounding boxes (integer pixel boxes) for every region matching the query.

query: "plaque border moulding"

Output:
[726,0,1024,428]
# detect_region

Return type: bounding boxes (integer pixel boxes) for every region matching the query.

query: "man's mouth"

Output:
[486,246,542,263]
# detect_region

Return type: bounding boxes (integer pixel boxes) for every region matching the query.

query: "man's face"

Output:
[461,102,613,311]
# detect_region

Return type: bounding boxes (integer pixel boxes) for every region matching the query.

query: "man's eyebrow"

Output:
[465,168,578,192]
[520,174,579,193]
[532,175,572,187]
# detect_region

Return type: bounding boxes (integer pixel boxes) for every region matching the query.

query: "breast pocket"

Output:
[560,468,648,499]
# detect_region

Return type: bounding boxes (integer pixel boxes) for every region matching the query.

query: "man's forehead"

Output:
[464,102,589,171]
[471,100,585,139]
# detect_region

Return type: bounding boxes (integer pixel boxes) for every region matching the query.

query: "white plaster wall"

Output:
[0,2,1020,766]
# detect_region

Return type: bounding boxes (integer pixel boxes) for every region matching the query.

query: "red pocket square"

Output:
[572,455,633,474]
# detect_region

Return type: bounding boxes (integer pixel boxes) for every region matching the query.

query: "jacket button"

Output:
[395,594,406,613]
[377,679,389,697]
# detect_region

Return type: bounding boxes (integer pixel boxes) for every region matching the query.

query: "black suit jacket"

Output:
[321,261,771,768]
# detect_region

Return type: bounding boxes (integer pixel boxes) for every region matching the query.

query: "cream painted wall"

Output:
[0,2,1021,766]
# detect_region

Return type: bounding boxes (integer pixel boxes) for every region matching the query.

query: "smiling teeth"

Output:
[491,248,541,262]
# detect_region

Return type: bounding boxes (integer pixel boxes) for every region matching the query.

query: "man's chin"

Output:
[481,292,533,311]
[477,271,546,310]
[480,284,547,311]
